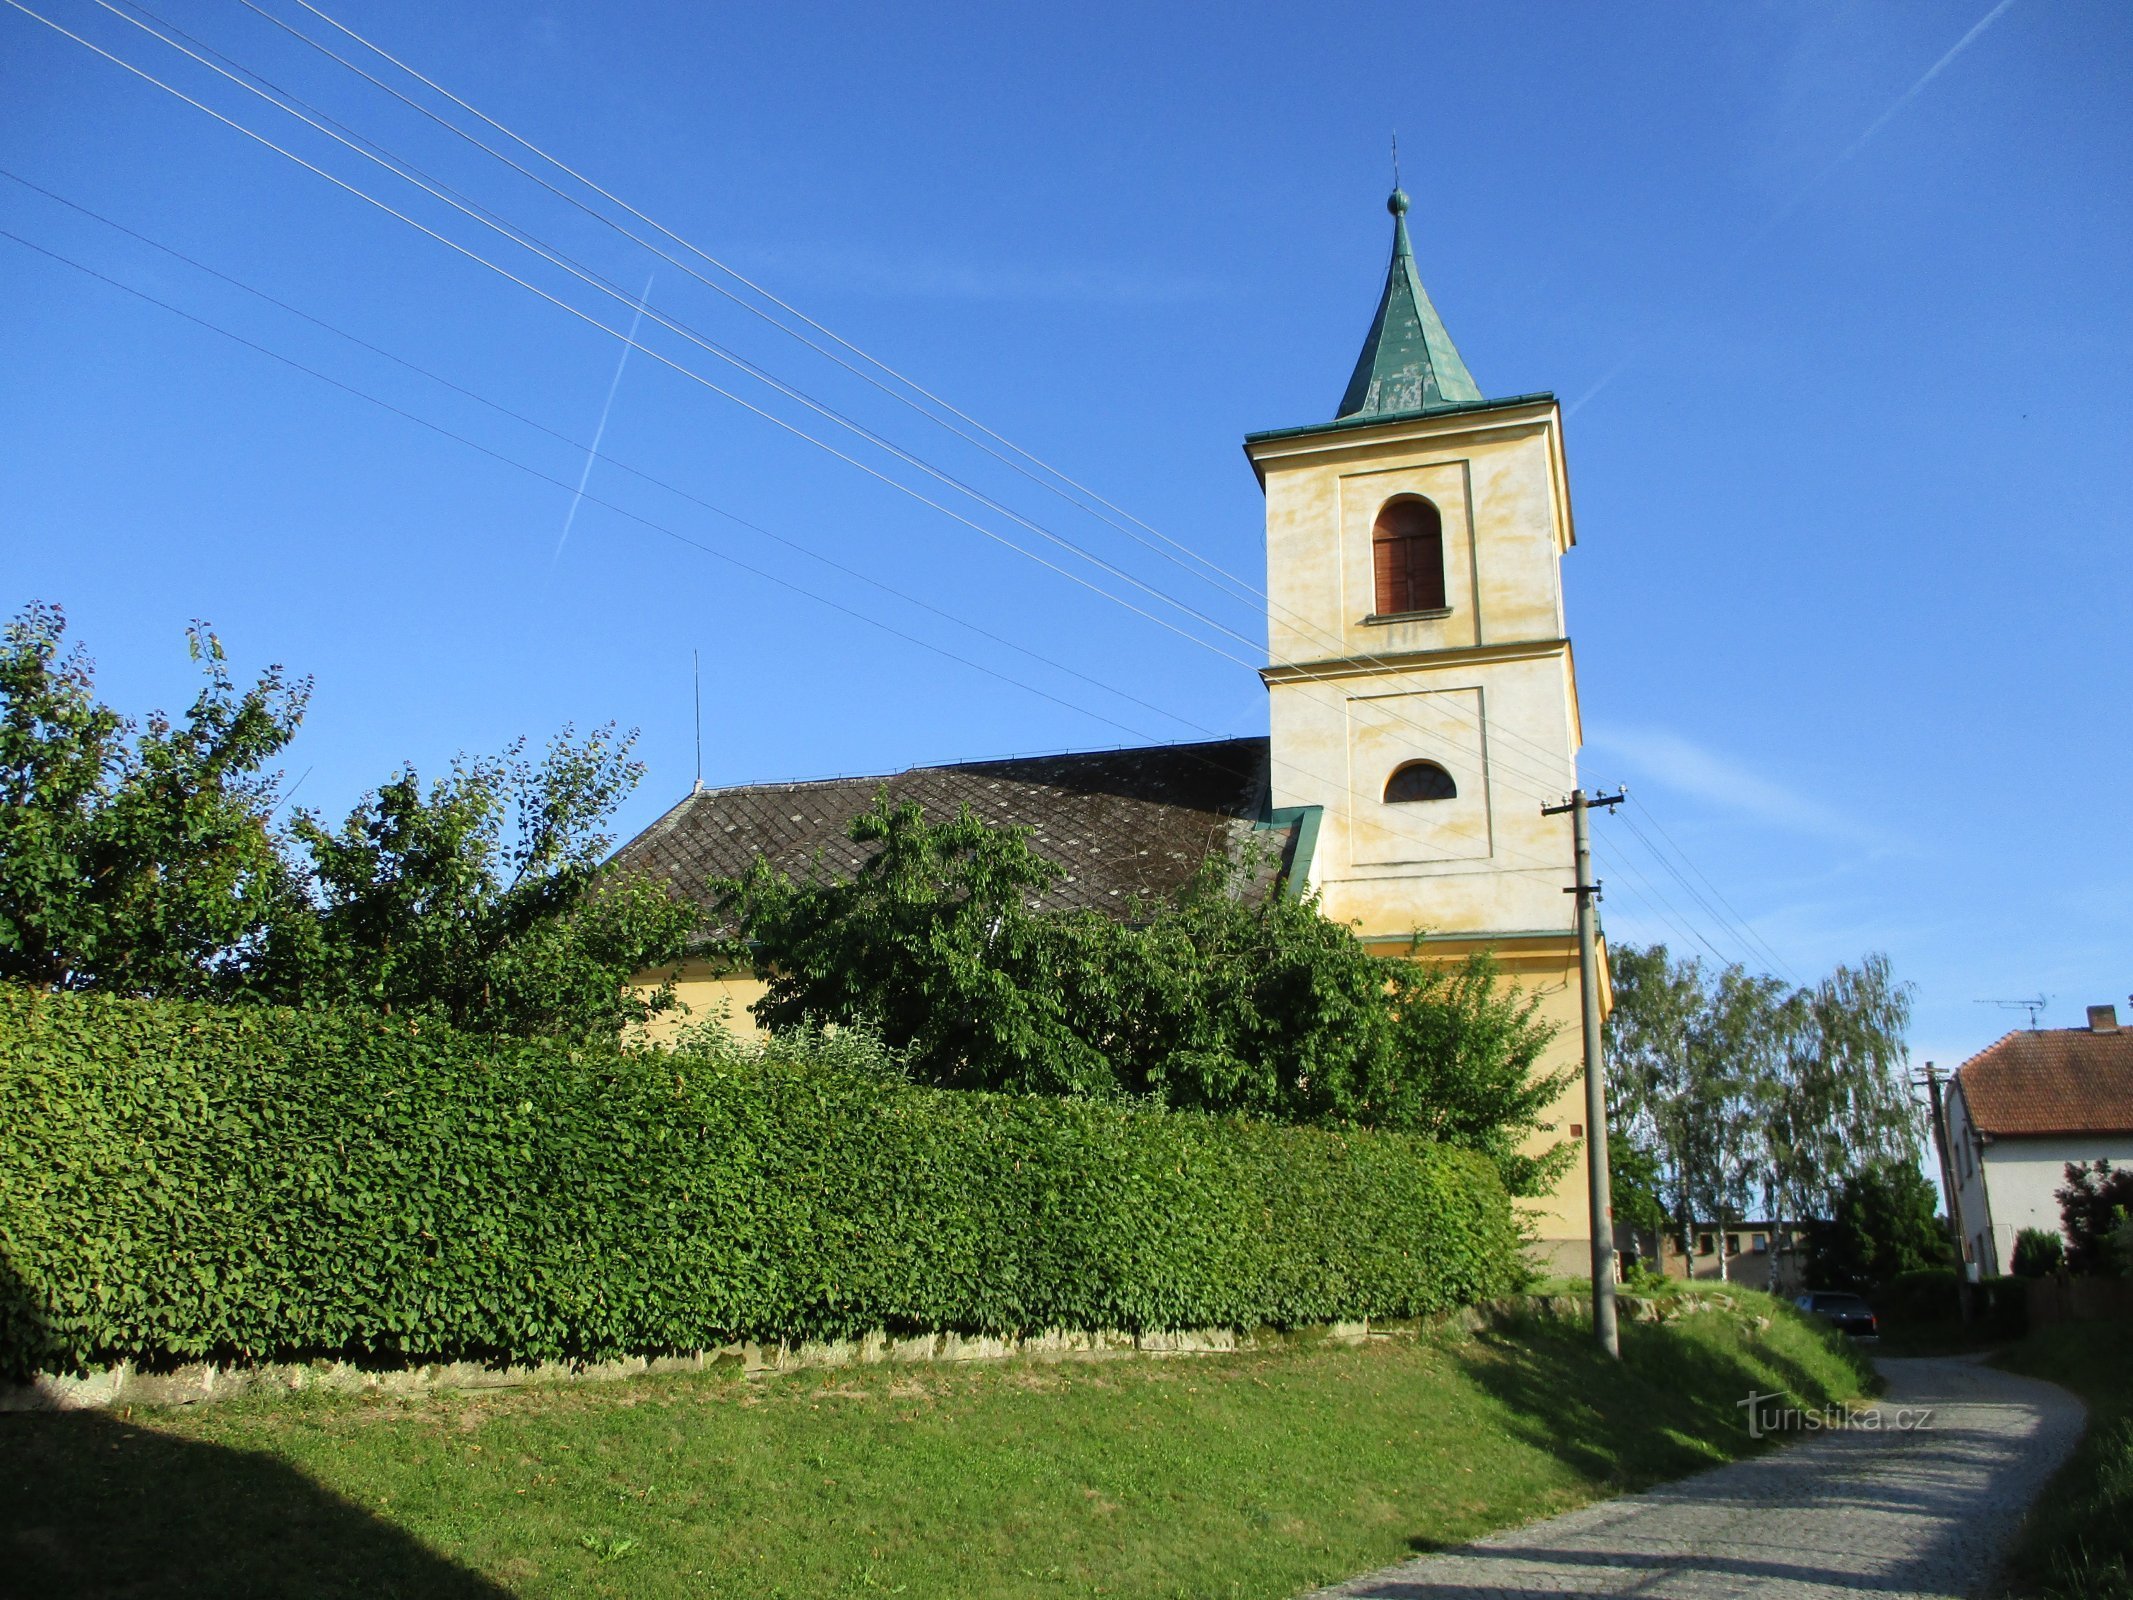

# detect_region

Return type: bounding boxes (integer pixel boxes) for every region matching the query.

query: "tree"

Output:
[0,602,307,995]
[1606,942,1921,1280]
[1604,942,1709,1267]
[1605,948,1789,1278]
[715,795,1571,1194]
[2010,1227,2065,1278]
[1808,1158,1949,1291]
[2056,1160,2133,1276]
[255,727,697,1040]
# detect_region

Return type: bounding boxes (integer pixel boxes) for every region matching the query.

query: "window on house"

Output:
[1697,1234,1714,1256]
[1727,1234,1741,1255]
[1752,1233,1768,1254]
[1372,496,1446,616]
[1384,760,1456,804]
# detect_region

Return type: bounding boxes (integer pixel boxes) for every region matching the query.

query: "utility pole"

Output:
[1917,1061,1972,1324]
[1542,788,1627,1358]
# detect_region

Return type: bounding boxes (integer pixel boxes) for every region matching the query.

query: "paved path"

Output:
[1307,1356,2085,1599]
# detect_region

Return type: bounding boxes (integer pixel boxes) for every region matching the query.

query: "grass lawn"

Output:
[2,1299,1867,1600]
[1996,1323,2133,1599]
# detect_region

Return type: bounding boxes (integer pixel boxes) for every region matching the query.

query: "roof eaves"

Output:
[1244,390,1559,448]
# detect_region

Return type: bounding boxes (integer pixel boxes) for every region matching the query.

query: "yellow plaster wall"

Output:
[1370,933,1597,1260]
[1254,399,1599,1269]
[636,961,771,1045]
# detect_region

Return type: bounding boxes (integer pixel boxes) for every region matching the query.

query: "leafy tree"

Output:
[255,727,697,1039]
[2057,1160,2133,1276]
[2011,1226,2065,1278]
[1605,948,1789,1278]
[0,602,307,995]
[1807,1157,1948,1291]
[715,795,1571,1194]
[1605,1130,1672,1274]
[1606,942,1921,1281]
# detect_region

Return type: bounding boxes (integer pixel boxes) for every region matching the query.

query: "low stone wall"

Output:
[0,1289,1737,1414]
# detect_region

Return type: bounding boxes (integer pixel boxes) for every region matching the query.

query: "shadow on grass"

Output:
[1450,1306,1857,1494]
[1,1257,508,1600]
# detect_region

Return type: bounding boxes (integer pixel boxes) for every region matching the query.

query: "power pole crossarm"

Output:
[1542,788,1626,1358]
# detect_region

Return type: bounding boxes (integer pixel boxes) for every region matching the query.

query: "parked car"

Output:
[1794,1291,1879,1338]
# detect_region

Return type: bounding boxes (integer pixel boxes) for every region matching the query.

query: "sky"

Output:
[2,0,2128,1073]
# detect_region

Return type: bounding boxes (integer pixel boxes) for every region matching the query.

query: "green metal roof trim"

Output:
[1244,389,1558,447]
[1334,189,1482,421]
[1257,804,1323,899]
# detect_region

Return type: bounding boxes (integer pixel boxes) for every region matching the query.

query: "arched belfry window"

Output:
[1385,761,1456,803]
[1372,496,1446,617]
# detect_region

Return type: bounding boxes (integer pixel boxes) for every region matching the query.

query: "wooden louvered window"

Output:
[1371,497,1445,617]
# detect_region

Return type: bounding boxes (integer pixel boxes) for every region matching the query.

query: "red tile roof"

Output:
[1954,1026,2133,1138]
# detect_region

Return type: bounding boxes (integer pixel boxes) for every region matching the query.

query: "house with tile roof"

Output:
[614,188,1605,1270]
[1946,1003,2133,1276]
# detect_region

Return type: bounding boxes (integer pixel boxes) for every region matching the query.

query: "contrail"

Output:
[1569,0,2019,417]
[552,271,654,566]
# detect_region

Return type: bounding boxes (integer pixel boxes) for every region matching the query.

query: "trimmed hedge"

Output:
[0,988,1519,1378]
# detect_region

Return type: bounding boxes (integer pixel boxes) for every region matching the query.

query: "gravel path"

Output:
[1306,1355,2085,1599]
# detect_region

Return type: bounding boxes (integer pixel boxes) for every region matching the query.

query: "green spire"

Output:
[1335,188,1482,420]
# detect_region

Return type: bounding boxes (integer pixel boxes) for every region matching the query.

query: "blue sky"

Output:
[3,0,2127,1070]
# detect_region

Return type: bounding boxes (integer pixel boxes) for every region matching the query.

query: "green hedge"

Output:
[0,988,1519,1378]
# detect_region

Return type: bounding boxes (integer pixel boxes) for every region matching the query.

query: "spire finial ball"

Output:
[1387,187,1410,217]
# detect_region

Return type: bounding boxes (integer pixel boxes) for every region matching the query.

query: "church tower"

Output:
[1245,187,1595,1268]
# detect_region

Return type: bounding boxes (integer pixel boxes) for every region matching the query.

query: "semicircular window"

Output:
[1384,760,1457,803]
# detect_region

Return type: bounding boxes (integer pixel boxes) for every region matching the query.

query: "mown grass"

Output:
[1,1297,1866,1600]
[1997,1323,2133,1600]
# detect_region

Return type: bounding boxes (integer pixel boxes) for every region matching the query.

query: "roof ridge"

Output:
[681,734,1270,802]
[1953,1029,2026,1075]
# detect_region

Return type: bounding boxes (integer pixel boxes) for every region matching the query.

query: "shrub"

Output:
[2059,1161,2133,1275]
[714,798,1572,1197]
[1880,1267,1961,1325]
[1974,1275,2028,1339]
[0,988,1520,1379]
[1807,1159,1948,1291]
[2013,1227,2066,1278]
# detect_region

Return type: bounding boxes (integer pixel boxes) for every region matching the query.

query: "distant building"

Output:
[1615,1220,1809,1295]
[1947,1003,2133,1276]
[615,188,1609,1271]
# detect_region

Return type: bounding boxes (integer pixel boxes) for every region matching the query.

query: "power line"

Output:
[93,0,1316,672]
[35,0,1592,816]
[216,0,1606,797]
[1591,838,1741,971]
[0,167,1209,738]
[11,10,1618,879]
[0,225,1182,747]
[1624,793,1798,981]
[32,0,1264,670]
[5,219,1572,877]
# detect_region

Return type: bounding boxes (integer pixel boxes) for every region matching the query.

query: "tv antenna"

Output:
[1974,995,2049,1030]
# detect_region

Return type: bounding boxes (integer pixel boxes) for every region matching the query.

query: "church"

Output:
[614,187,1602,1273]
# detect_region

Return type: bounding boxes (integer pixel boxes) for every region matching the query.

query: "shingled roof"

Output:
[611,736,1306,922]
[1954,1026,2133,1139]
